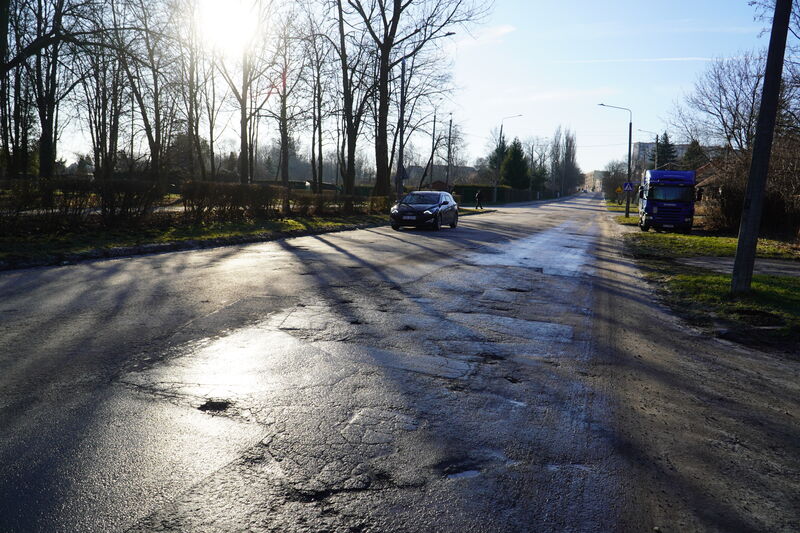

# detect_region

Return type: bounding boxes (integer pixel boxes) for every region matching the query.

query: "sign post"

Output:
[623,182,634,217]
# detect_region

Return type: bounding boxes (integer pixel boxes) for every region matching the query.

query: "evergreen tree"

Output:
[500,138,530,189]
[680,139,707,170]
[651,131,678,168]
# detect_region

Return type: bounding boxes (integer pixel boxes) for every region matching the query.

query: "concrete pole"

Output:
[428,111,436,188]
[654,134,659,170]
[731,0,791,294]
[625,119,632,217]
[445,113,452,188]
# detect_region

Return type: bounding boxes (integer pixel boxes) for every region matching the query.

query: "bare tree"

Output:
[302,7,332,193]
[77,16,125,181]
[263,14,309,211]
[216,0,276,184]
[345,0,484,196]
[112,0,179,183]
[330,0,376,207]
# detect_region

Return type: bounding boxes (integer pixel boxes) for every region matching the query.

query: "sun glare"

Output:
[197,0,259,57]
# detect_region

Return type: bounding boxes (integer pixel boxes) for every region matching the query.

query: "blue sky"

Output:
[448,0,770,171]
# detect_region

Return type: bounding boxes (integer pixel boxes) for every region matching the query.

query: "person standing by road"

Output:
[475,190,483,210]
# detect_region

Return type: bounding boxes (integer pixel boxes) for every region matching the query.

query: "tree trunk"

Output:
[373,47,391,195]
[280,92,290,214]
[238,54,249,184]
[316,76,323,193]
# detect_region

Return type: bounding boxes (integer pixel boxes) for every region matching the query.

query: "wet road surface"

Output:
[1,194,797,532]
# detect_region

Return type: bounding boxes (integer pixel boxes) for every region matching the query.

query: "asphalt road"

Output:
[1,194,797,532]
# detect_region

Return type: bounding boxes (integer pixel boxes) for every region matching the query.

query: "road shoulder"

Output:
[592,211,800,532]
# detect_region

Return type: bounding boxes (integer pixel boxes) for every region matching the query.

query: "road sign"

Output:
[623,182,634,192]
[615,186,623,194]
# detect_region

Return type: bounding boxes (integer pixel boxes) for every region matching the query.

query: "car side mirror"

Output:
[440,200,448,206]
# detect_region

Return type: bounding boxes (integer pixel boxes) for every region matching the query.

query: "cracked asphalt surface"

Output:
[1,194,798,532]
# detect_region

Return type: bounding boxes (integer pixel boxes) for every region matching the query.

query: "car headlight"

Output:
[391,206,398,214]
[423,210,433,216]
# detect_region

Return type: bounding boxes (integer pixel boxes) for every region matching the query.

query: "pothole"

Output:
[198,399,232,412]
[478,351,506,363]
[399,325,416,331]
[504,288,531,293]
[504,376,521,383]
[437,457,484,480]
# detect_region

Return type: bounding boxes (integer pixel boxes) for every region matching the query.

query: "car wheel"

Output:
[391,224,400,231]
[432,214,441,231]
[450,213,458,228]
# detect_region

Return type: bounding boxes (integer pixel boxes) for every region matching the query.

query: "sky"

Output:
[58,0,770,175]
[446,0,770,172]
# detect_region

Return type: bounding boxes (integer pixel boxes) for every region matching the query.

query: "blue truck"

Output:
[638,170,696,233]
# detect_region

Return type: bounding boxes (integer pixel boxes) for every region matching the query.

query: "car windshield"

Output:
[401,193,440,205]
[649,186,694,202]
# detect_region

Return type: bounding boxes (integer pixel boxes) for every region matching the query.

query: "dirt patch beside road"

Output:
[593,214,800,532]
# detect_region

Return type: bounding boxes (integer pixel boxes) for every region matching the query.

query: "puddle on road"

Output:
[467,221,596,276]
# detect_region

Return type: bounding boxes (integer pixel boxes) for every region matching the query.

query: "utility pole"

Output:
[731,0,792,294]
[445,113,452,188]
[654,134,659,169]
[626,119,632,217]
[428,111,436,188]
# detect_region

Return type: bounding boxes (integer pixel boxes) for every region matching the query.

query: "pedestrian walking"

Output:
[475,190,483,210]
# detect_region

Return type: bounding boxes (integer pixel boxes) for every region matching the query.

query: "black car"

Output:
[390,191,458,231]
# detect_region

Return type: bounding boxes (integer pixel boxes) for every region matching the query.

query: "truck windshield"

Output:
[649,186,694,202]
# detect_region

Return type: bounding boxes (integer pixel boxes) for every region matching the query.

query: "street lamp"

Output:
[598,103,633,217]
[638,128,660,169]
[493,114,523,203]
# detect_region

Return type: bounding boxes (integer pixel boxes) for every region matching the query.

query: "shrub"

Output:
[289,190,314,216]
[98,180,164,224]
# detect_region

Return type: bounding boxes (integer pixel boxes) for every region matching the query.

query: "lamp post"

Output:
[494,114,523,203]
[638,129,659,169]
[599,103,632,217]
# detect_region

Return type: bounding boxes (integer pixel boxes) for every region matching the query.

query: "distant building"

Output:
[585,170,608,191]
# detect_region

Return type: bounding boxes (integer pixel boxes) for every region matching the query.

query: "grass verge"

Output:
[615,215,638,226]
[626,232,799,260]
[1,207,496,267]
[0,214,387,264]
[612,215,800,350]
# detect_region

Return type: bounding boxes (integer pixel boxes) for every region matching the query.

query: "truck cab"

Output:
[638,170,696,233]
